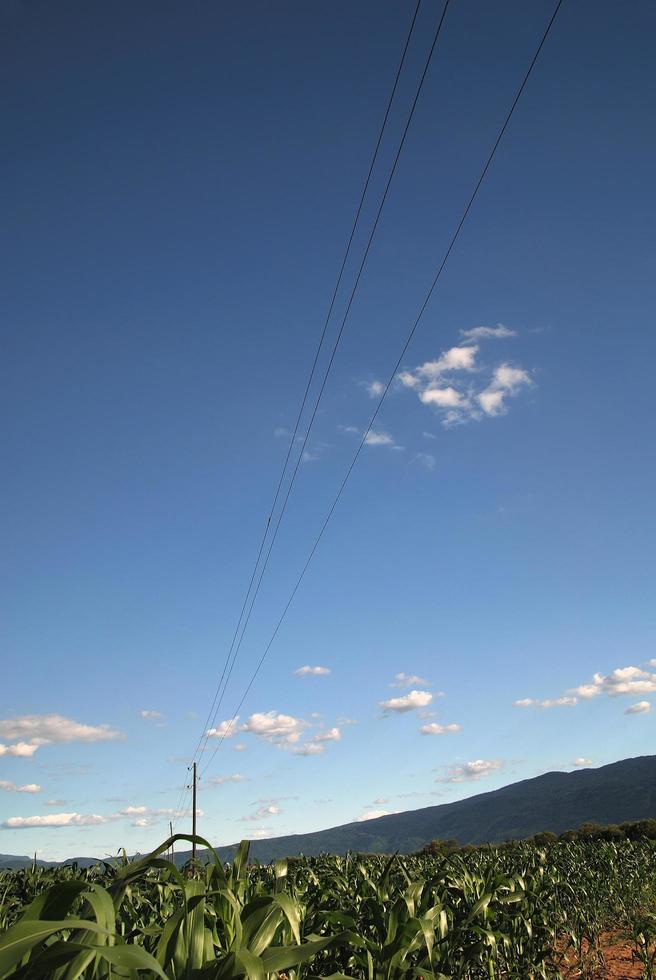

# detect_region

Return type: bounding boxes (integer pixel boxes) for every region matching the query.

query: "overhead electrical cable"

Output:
[196,0,453,763]
[172,0,428,826]
[200,0,564,779]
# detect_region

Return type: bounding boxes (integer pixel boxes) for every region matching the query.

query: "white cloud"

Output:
[572,757,592,766]
[513,697,577,709]
[208,774,246,786]
[626,701,652,715]
[292,742,324,756]
[241,711,308,746]
[313,727,341,743]
[420,386,467,408]
[379,690,433,713]
[411,452,436,471]
[3,812,108,829]
[0,714,123,749]
[419,722,461,736]
[233,743,247,752]
[364,380,385,398]
[392,672,431,688]
[206,718,239,740]
[373,797,388,805]
[355,809,394,822]
[0,781,42,794]
[416,346,479,378]
[140,710,163,720]
[0,742,40,757]
[477,364,532,417]
[398,340,530,428]
[460,325,515,341]
[436,759,502,783]
[294,665,331,677]
[240,804,281,822]
[364,430,395,447]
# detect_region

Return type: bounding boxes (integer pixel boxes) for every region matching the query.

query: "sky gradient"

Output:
[2,0,655,860]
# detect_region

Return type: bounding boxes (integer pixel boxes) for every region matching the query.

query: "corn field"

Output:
[2,834,656,979]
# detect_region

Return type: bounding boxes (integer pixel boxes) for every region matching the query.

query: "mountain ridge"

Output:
[3,755,656,869]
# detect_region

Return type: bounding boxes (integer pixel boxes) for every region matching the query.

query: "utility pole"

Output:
[191,761,197,863]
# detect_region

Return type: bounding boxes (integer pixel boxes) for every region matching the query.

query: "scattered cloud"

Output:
[355,809,394,822]
[0,781,42,794]
[45,799,68,807]
[206,718,239,741]
[0,715,123,758]
[140,710,163,720]
[436,759,502,783]
[372,797,388,805]
[626,701,652,715]
[274,427,290,438]
[419,722,461,736]
[364,430,395,448]
[391,672,431,688]
[477,364,532,417]
[240,804,281,822]
[460,324,516,341]
[240,712,308,746]
[0,742,40,757]
[379,690,432,713]
[516,665,656,711]
[3,812,108,829]
[294,665,331,677]
[514,697,577,709]
[411,452,436,471]
[397,339,531,428]
[363,380,385,398]
[233,743,247,752]
[208,774,247,787]
[292,742,324,756]
[312,727,341,743]
[572,757,593,767]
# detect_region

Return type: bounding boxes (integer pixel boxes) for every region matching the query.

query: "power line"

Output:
[186,0,423,773]
[198,0,453,760]
[172,0,426,826]
[200,0,564,778]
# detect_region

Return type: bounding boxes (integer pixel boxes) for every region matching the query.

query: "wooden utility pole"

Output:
[191,762,197,863]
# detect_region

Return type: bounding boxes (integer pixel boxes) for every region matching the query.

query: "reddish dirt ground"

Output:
[559,934,643,979]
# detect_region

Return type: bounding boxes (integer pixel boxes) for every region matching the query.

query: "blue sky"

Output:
[2,0,655,860]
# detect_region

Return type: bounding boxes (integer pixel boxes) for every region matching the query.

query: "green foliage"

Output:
[2,835,656,978]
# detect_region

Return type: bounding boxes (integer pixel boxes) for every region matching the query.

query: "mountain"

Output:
[3,755,656,869]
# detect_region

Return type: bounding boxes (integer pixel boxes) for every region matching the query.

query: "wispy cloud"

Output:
[572,757,592,766]
[207,774,247,787]
[391,672,431,688]
[436,759,502,783]
[0,781,41,794]
[240,804,281,822]
[139,710,163,720]
[292,742,325,756]
[460,324,515,341]
[312,727,341,743]
[379,690,432,713]
[0,742,40,758]
[514,697,577,709]
[362,380,385,398]
[294,665,331,677]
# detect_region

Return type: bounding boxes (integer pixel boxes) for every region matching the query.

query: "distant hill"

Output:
[3,755,656,869]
